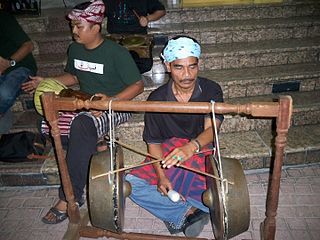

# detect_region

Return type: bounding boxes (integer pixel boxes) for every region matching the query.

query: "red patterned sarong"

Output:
[129,137,214,202]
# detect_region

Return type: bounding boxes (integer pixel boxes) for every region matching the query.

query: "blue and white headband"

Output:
[161,37,201,63]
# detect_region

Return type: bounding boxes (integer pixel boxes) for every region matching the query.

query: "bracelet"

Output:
[191,139,201,153]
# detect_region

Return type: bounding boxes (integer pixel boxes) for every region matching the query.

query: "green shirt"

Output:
[0,12,37,75]
[65,39,141,96]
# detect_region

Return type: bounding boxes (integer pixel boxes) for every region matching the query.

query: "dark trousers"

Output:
[58,115,97,203]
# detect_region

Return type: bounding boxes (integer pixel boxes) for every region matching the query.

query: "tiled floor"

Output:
[0,163,319,240]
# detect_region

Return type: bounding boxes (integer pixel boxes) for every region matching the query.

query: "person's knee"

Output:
[70,115,97,139]
[0,87,14,102]
[71,115,94,130]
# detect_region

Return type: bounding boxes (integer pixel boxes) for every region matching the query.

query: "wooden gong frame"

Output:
[41,92,292,240]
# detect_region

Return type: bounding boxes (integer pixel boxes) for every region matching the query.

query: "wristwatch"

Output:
[9,58,16,67]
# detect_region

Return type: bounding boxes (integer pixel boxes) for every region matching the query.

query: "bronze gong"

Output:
[88,145,131,232]
[203,156,250,240]
[121,36,146,47]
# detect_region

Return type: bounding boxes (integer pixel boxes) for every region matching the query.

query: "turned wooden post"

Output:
[261,96,292,240]
[41,93,80,224]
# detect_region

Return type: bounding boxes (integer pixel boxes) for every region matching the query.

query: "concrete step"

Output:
[27,16,320,55]
[17,8,70,33]
[140,62,320,101]
[30,31,72,55]
[151,37,320,73]
[32,36,320,78]
[9,111,41,134]
[1,122,319,186]
[16,1,320,36]
[154,1,320,24]
[200,62,320,98]
[150,15,320,44]
[35,52,67,77]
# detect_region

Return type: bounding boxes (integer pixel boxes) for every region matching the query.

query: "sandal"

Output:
[41,207,67,224]
[183,209,209,237]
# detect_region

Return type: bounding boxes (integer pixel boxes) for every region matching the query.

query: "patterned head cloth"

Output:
[67,0,105,24]
[161,37,201,63]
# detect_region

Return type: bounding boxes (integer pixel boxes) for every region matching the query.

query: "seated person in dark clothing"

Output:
[0,11,37,133]
[103,0,166,73]
[126,36,224,237]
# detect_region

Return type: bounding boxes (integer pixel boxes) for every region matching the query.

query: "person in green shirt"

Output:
[22,0,143,224]
[0,11,37,133]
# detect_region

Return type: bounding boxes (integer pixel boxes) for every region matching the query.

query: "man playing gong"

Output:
[126,36,224,237]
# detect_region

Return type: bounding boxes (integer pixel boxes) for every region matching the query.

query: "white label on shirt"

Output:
[74,59,104,74]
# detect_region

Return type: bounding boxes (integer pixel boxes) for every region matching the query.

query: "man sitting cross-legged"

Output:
[126,36,224,237]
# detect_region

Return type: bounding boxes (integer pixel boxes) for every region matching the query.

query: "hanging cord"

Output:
[211,101,229,239]
[108,99,115,184]
[210,101,226,192]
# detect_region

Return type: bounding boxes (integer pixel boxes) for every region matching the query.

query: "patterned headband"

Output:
[161,37,201,63]
[68,0,105,24]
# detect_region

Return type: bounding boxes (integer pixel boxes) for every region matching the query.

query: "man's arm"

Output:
[146,9,166,22]
[0,41,34,74]
[114,79,144,100]
[21,73,79,94]
[54,73,79,87]
[9,41,34,63]
[139,10,166,27]
[91,79,143,118]
[190,117,222,154]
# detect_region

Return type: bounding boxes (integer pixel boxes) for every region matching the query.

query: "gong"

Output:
[88,145,131,232]
[121,36,146,47]
[203,156,250,240]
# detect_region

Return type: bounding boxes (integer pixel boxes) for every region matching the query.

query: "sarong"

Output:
[129,137,214,202]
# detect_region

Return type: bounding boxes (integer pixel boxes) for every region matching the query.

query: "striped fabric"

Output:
[129,137,215,202]
[41,111,131,138]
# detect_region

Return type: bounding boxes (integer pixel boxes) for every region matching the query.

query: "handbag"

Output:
[0,131,46,162]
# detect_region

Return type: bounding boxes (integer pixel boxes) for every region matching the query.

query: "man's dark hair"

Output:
[170,35,200,44]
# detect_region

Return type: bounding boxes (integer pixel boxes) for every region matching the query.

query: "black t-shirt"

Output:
[104,0,165,34]
[0,12,37,75]
[143,77,224,144]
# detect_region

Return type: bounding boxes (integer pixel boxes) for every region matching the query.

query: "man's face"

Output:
[70,20,96,45]
[165,56,199,89]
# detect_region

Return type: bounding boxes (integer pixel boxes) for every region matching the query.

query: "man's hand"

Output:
[0,56,10,75]
[162,142,196,169]
[157,175,172,196]
[139,16,149,27]
[21,76,44,94]
[89,93,109,118]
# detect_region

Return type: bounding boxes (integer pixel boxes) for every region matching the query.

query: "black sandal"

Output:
[41,207,67,224]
